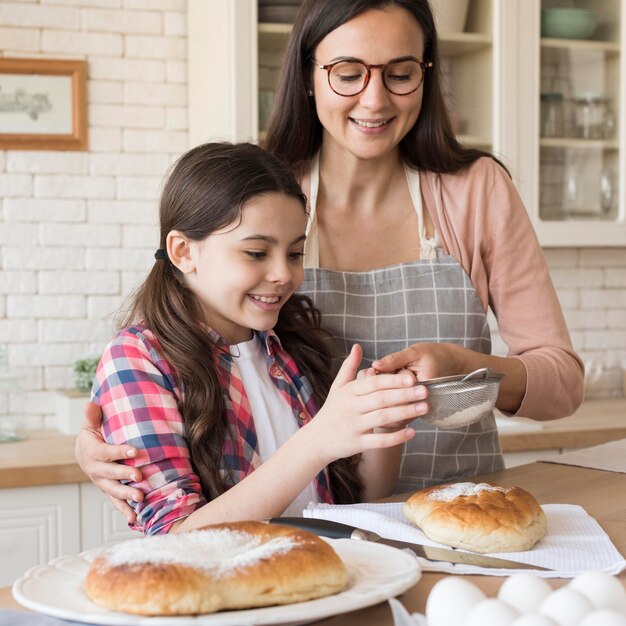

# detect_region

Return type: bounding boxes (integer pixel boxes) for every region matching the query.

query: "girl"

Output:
[92,142,427,535]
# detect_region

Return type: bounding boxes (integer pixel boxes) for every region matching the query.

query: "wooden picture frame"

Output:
[0,58,88,151]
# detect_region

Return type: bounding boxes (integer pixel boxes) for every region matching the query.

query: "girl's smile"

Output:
[181,192,307,344]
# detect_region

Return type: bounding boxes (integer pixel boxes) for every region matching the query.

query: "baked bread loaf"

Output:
[84,521,347,616]
[403,482,547,553]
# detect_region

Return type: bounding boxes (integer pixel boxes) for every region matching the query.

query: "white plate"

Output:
[12,538,420,626]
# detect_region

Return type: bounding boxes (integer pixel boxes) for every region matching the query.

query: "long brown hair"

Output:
[121,142,361,504]
[264,0,503,173]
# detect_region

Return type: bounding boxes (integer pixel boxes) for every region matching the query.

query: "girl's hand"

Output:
[75,402,144,522]
[308,344,428,464]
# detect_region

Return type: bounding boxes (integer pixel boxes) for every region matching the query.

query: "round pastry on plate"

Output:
[84,520,347,616]
[403,482,547,553]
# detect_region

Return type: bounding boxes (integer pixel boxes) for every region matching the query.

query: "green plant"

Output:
[74,358,99,393]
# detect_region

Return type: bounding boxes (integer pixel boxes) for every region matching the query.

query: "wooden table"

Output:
[1,460,624,624]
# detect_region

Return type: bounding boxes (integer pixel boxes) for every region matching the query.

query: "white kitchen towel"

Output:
[304,502,626,577]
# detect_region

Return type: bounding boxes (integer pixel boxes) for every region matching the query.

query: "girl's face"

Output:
[311,6,426,162]
[184,193,307,344]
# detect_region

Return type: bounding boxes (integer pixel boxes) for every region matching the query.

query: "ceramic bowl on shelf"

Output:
[541,8,597,40]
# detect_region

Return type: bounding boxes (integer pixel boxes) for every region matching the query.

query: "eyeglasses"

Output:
[314,58,433,97]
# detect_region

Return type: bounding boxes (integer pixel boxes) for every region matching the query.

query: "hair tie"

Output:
[154,248,168,260]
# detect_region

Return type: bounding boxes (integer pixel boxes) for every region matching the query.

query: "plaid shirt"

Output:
[92,324,333,536]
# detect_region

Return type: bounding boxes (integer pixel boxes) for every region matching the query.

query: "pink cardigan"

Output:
[301,157,584,420]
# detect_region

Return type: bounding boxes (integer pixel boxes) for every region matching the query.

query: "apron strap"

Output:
[303,152,437,268]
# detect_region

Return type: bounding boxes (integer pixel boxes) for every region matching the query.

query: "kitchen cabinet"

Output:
[0,482,135,587]
[188,0,626,246]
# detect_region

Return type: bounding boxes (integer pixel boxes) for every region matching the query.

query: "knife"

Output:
[269,517,551,571]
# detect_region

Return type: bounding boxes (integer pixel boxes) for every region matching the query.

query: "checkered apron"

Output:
[299,157,504,492]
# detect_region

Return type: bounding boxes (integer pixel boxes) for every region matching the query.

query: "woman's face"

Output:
[311,5,426,162]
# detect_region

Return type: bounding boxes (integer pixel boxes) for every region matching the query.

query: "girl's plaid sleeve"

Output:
[92,326,207,535]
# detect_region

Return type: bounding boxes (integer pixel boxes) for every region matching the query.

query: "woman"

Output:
[76,0,583,518]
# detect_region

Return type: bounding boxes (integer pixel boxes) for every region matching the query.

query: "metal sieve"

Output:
[419,367,505,429]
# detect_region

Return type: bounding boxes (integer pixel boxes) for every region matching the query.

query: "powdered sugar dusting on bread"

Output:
[101,528,297,577]
[427,482,511,502]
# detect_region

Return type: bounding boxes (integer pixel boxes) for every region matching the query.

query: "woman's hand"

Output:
[372,342,528,413]
[75,403,144,522]
[308,344,429,464]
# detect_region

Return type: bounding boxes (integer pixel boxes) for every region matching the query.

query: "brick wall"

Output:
[0,0,188,429]
[1,1,625,432]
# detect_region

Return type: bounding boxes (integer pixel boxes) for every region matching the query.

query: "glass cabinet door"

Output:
[539,0,621,224]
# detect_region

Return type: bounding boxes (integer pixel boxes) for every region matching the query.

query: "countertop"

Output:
[2,459,625,622]
[1,399,625,490]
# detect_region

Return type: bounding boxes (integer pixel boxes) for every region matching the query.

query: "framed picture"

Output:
[0,58,87,151]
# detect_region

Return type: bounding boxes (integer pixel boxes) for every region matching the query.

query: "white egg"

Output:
[463,598,520,626]
[579,609,626,626]
[539,587,594,626]
[498,573,553,613]
[568,571,626,612]
[511,614,560,626]
[425,577,486,626]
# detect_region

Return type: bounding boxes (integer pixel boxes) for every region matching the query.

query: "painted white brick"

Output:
[555,289,579,310]
[8,295,86,318]
[88,80,124,105]
[124,81,186,106]
[89,152,169,176]
[3,246,85,270]
[0,27,39,51]
[166,106,187,130]
[4,198,86,223]
[87,199,156,224]
[544,248,578,268]
[7,151,88,174]
[580,248,626,267]
[166,60,186,83]
[0,296,5,318]
[85,246,153,270]
[125,34,185,60]
[82,7,162,33]
[89,56,165,82]
[122,224,158,247]
[0,3,80,28]
[0,271,37,294]
[0,222,38,244]
[8,342,90,367]
[569,330,584,353]
[20,391,58,415]
[0,152,5,171]
[123,129,188,153]
[39,271,119,294]
[550,268,604,289]
[40,223,121,247]
[117,175,162,200]
[90,104,165,128]
[581,289,626,309]
[42,0,121,7]
[40,319,112,342]
[583,330,626,350]
[564,309,607,330]
[607,311,626,329]
[88,127,122,152]
[124,0,185,12]
[0,173,33,197]
[42,29,123,56]
[0,320,37,342]
[87,295,125,319]
[121,270,148,294]
[606,269,626,288]
[44,366,76,391]
[164,11,185,36]
[35,174,115,199]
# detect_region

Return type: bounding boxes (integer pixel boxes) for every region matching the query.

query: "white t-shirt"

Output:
[232,336,319,516]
